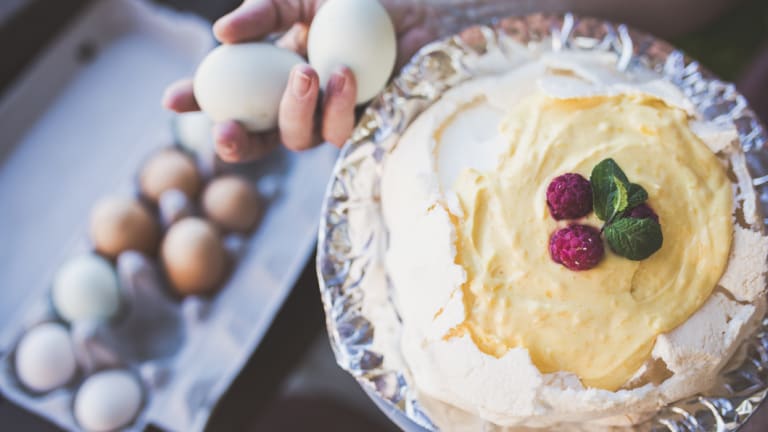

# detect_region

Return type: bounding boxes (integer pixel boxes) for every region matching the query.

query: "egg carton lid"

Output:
[0,0,337,430]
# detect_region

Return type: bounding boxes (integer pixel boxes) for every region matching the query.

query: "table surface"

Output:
[0,1,766,431]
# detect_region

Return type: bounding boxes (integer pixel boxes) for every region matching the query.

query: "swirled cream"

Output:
[450,92,732,391]
[380,51,768,429]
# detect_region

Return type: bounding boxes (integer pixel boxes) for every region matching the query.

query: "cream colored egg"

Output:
[90,196,160,258]
[15,323,77,393]
[52,254,120,323]
[139,149,202,203]
[161,218,227,296]
[202,176,261,233]
[194,43,306,132]
[308,0,396,104]
[74,370,142,432]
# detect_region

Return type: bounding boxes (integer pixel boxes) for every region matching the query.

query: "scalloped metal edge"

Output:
[317,13,768,432]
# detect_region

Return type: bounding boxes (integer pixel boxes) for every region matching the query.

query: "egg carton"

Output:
[0,0,337,431]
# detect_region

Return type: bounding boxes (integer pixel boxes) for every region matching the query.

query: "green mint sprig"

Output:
[590,158,662,260]
[591,158,630,222]
[604,217,663,260]
[626,183,649,210]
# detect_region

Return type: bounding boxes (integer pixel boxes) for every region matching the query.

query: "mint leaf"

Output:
[627,183,648,209]
[605,217,663,260]
[611,177,629,218]
[591,158,630,221]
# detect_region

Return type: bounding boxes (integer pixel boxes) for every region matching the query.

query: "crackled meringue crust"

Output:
[380,51,768,430]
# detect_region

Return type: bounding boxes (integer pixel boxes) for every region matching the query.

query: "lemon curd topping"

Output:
[445,92,733,390]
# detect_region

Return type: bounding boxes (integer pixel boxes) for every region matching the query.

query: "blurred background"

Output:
[0,0,767,431]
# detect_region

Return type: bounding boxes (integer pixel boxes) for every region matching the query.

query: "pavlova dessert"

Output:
[380,50,768,429]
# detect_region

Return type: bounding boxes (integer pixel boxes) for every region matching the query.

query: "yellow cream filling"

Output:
[445,93,733,390]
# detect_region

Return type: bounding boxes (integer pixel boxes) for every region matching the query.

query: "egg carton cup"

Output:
[2,251,194,428]
[0,0,338,430]
[2,160,278,432]
[317,13,768,432]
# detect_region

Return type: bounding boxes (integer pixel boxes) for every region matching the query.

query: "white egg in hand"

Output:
[52,254,120,323]
[308,0,396,104]
[74,370,143,432]
[15,323,77,393]
[194,43,306,132]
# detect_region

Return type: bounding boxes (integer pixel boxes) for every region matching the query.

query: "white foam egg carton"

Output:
[0,0,337,430]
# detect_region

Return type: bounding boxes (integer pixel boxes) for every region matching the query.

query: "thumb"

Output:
[213,0,322,44]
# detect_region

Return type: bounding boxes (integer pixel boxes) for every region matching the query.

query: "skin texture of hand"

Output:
[162,0,441,163]
[164,0,738,163]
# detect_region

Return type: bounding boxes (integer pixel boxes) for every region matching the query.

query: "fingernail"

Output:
[161,91,173,109]
[218,139,239,157]
[292,68,312,97]
[328,71,347,95]
[161,85,180,110]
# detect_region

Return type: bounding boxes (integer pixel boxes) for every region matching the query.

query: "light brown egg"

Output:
[161,218,227,296]
[90,196,160,258]
[202,176,261,233]
[139,149,202,203]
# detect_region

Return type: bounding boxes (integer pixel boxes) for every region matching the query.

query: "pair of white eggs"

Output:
[19,254,119,392]
[194,0,396,132]
[15,255,138,430]
[15,324,142,431]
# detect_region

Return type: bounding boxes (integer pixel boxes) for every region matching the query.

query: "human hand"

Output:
[162,0,440,163]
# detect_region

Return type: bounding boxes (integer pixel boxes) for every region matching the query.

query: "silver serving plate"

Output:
[317,13,768,431]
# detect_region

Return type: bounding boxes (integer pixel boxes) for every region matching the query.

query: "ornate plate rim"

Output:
[317,12,768,431]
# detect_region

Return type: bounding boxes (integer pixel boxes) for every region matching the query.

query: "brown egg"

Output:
[90,196,160,258]
[202,175,261,233]
[139,149,202,203]
[161,218,227,295]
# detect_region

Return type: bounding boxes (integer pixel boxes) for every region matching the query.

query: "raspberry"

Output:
[546,173,593,220]
[625,204,659,223]
[549,224,604,271]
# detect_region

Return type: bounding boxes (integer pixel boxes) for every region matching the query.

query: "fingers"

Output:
[162,79,199,112]
[213,0,316,44]
[321,67,357,147]
[275,23,309,57]
[213,120,280,163]
[279,64,321,152]
[213,0,276,44]
[220,64,356,155]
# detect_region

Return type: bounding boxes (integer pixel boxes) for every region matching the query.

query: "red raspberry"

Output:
[546,174,593,220]
[625,204,659,223]
[549,224,604,271]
